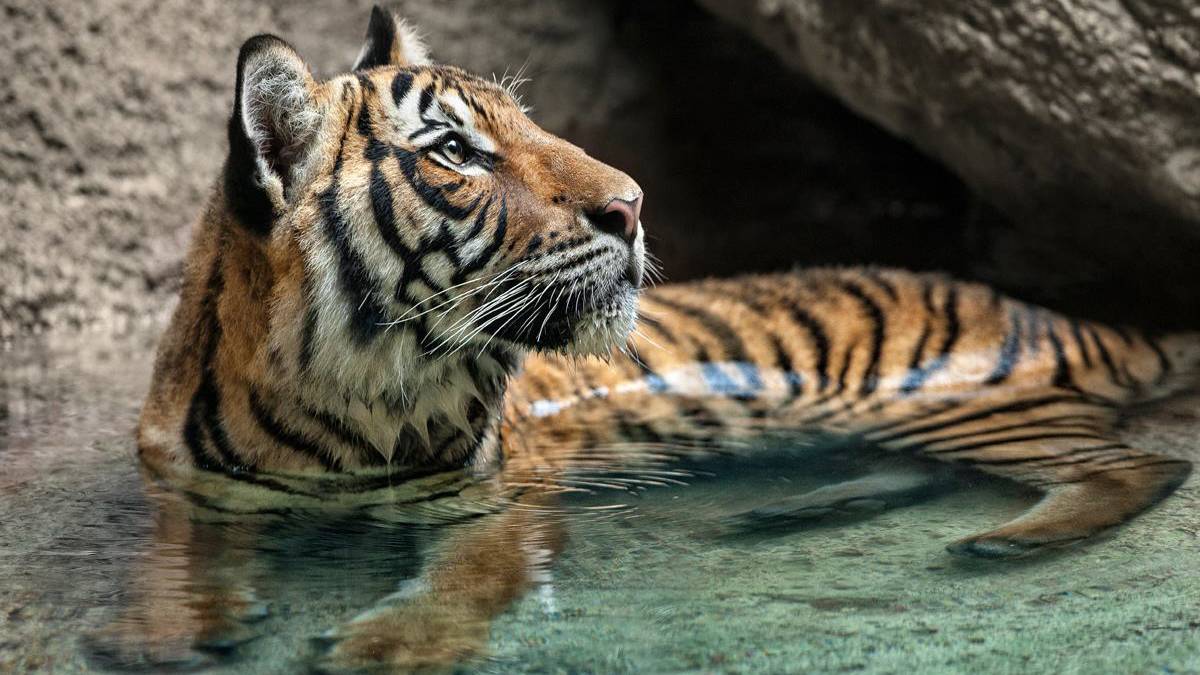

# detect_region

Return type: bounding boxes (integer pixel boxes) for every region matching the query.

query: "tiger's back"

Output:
[511,267,1197,556]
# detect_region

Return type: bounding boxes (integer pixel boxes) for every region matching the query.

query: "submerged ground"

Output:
[1,331,1198,673]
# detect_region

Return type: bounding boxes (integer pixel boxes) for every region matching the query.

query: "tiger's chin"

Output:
[491,280,641,357]
[559,282,641,356]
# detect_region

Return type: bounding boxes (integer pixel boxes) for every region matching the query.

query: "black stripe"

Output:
[181,252,239,471]
[1068,319,1093,368]
[1090,452,1161,467]
[394,146,481,219]
[644,295,752,365]
[469,193,508,271]
[535,234,591,258]
[833,341,855,396]
[838,281,886,396]
[392,72,414,104]
[1046,325,1077,390]
[637,312,679,345]
[320,181,389,345]
[183,380,223,471]
[417,84,434,115]
[920,431,1109,455]
[1144,334,1172,384]
[300,405,388,467]
[966,443,1128,466]
[196,376,246,469]
[769,333,802,397]
[858,399,962,436]
[356,75,376,136]
[870,393,1087,445]
[863,270,899,302]
[298,269,318,375]
[613,408,668,446]
[370,163,423,276]
[461,195,493,241]
[900,286,961,393]
[1039,458,1190,486]
[723,284,807,399]
[1084,325,1127,389]
[736,278,832,394]
[408,84,450,138]
[249,389,343,472]
[889,414,1102,448]
[782,304,831,392]
[537,247,607,279]
[985,308,1024,385]
[899,323,932,393]
[920,279,937,314]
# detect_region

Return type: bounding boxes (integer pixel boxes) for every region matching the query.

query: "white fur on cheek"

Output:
[564,285,640,356]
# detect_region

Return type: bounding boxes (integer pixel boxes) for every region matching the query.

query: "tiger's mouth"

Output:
[486,276,640,353]
[475,219,647,355]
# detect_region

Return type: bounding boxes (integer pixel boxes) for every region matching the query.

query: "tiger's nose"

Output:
[587,195,642,245]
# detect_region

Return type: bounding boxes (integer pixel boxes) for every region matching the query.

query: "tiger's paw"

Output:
[730,468,953,528]
[945,535,1042,559]
[82,614,262,672]
[82,599,268,671]
[311,604,488,674]
[946,527,1089,559]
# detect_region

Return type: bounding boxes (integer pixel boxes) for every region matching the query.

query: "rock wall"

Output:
[1,0,968,339]
[1,0,639,337]
[696,0,1200,325]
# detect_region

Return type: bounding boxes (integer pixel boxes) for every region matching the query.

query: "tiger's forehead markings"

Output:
[391,70,414,106]
[456,86,493,125]
[382,70,504,155]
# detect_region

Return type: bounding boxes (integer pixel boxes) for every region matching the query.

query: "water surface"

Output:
[2,332,1198,673]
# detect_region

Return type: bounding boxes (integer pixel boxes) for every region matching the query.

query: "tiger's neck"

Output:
[264,341,519,472]
[140,194,525,475]
[244,279,519,474]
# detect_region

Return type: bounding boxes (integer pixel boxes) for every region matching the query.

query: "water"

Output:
[2,332,1199,673]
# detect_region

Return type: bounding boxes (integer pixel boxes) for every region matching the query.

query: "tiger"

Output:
[90,5,1199,672]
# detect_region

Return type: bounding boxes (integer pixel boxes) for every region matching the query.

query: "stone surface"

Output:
[695,0,1200,324]
[1,329,1198,673]
[0,0,968,338]
[8,0,1198,338]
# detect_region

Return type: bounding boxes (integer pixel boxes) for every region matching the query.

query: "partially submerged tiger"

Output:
[101,5,1198,672]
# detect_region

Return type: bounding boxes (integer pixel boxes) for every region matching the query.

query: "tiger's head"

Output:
[229,6,645,382]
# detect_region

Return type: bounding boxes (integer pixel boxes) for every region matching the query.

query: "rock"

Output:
[0,0,968,338]
[1,0,643,338]
[695,0,1200,324]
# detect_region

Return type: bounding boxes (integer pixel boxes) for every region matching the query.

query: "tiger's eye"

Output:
[441,136,467,165]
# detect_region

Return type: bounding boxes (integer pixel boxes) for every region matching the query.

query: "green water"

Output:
[2,333,1199,673]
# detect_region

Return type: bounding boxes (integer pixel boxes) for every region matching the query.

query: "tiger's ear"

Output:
[226,35,320,228]
[352,5,430,71]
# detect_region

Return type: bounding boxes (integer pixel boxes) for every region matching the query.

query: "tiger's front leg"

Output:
[83,482,270,670]
[312,491,564,674]
[736,456,963,526]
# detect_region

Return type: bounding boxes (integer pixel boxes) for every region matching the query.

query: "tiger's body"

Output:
[100,6,1198,672]
[511,269,1196,555]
